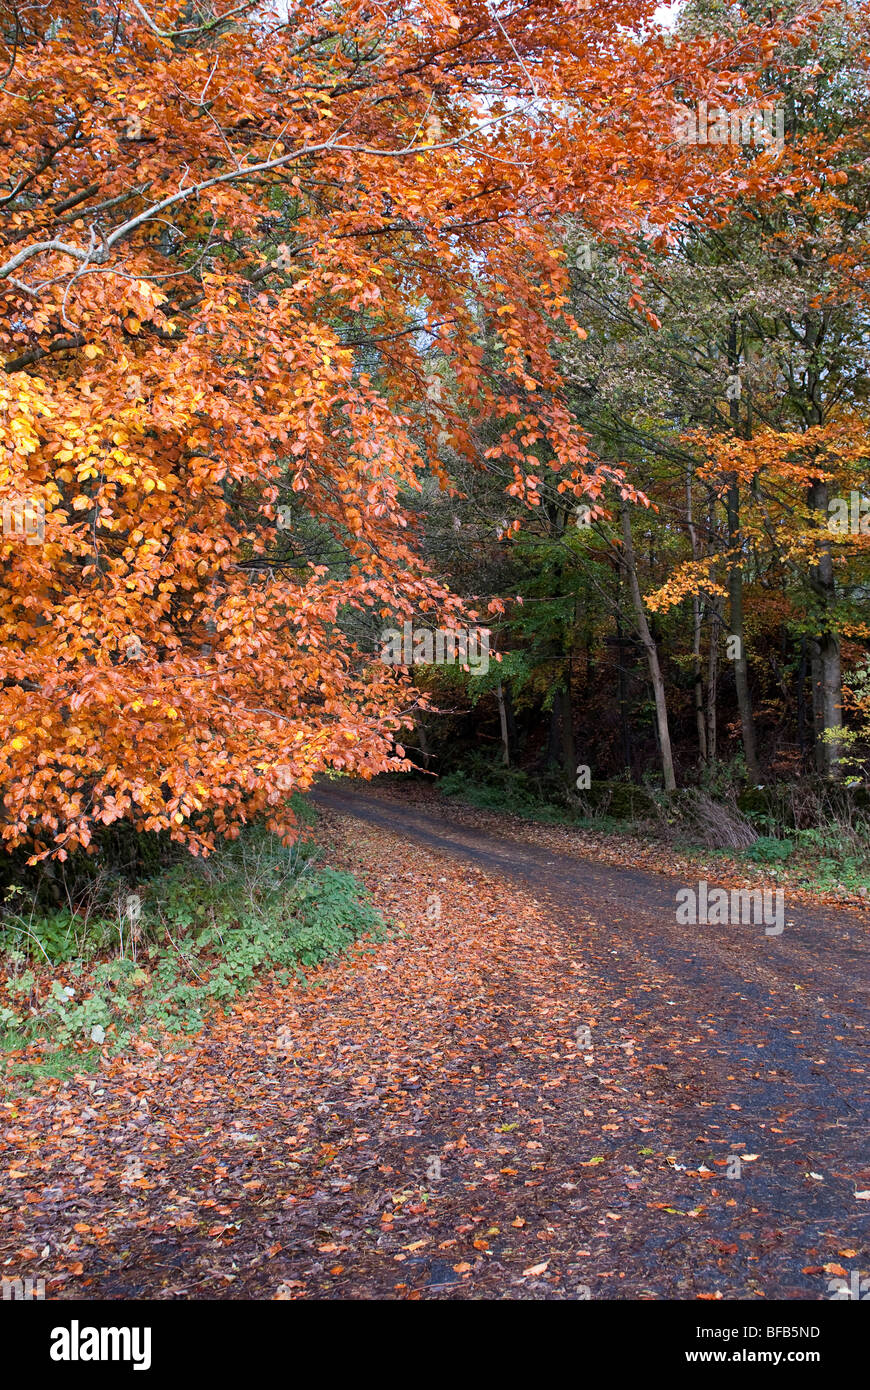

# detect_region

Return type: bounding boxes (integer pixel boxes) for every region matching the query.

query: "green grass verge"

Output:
[0,818,385,1089]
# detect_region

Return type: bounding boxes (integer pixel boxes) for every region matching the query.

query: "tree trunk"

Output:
[414,711,431,771]
[546,684,575,783]
[619,503,676,792]
[686,464,707,763]
[808,479,843,778]
[810,639,826,772]
[615,612,633,774]
[706,495,721,767]
[726,481,761,783]
[495,681,511,767]
[560,669,575,779]
[815,633,843,777]
[706,600,720,766]
[544,695,558,772]
[504,681,518,752]
[797,635,808,768]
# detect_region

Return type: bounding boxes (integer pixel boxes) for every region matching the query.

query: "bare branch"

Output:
[0,94,529,284]
[0,239,93,280]
[4,334,85,372]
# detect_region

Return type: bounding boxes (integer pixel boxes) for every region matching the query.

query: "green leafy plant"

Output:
[1,823,384,1077]
[744,835,794,864]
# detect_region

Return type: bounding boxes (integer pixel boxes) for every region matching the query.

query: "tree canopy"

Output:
[1,0,867,860]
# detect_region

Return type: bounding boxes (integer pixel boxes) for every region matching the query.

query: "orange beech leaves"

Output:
[0,1,823,857]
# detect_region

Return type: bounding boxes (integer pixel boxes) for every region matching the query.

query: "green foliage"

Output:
[0,902,83,964]
[736,818,869,892]
[0,821,383,1071]
[790,826,870,894]
[577,780,658,820]
[438,760,575,822]
[438,756,659,827]
[743,835,794,864]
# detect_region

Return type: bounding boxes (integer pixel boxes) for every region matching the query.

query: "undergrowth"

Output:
[0,813,384,1086]
[438,763,577,823]
[434,759,870,897]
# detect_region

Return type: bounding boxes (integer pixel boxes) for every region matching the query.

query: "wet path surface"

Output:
[304,785,870,1297]
[2,785,867,1300]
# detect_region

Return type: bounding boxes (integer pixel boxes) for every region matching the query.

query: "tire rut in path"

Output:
[4,787,866,1301]
[305,785,870,1299]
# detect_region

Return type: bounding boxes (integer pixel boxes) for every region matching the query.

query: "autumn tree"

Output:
[3,0,755,857]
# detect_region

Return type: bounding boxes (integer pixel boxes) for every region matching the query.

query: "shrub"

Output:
[0,821,383,1065]
[744,835,794,864]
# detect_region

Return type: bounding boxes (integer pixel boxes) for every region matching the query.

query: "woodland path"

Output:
[1,783,867,1299]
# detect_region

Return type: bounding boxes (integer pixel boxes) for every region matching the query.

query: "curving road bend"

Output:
[311,782,870,1299]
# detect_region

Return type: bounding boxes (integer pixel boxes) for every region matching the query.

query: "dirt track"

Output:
[306,783,870,1298]
[1,782,867,1300]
